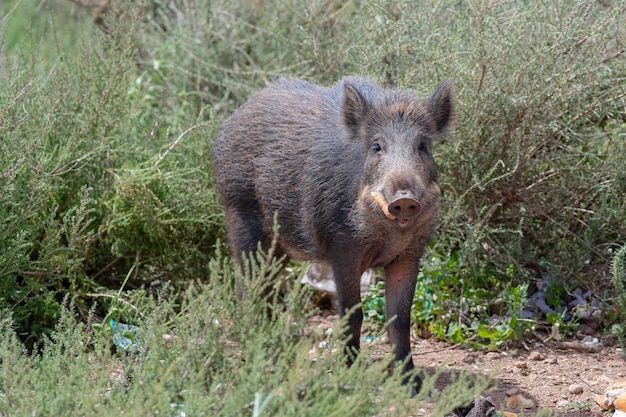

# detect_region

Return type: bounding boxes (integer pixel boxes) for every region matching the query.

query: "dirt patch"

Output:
[306,313,626,416]
[408,338,624,416]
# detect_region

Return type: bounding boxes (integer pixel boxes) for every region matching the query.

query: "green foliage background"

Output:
[0,0,625,413]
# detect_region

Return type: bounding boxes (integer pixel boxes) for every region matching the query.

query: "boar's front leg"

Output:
[331,261,364,366]
[384,257,421,391]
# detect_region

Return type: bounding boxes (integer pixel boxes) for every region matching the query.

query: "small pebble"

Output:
[568,384,584,394]
[545,357,558,364]
[514,360,527,369]
[506,387,520,396]
[529,351,545,361]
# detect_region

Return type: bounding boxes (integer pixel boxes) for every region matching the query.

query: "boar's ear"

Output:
[343,83,370,132]
[426,80,453,135]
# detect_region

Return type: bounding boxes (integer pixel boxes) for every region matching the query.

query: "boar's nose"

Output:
[387,190,421,219]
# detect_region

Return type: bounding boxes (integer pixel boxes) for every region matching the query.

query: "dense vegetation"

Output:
[1,0,624,415]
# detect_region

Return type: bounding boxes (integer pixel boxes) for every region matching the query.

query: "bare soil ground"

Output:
[408,338,624,417]
[306,313,626,417]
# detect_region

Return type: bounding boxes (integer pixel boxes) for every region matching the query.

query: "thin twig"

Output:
[84,293,139,311]
[155,123,210,167]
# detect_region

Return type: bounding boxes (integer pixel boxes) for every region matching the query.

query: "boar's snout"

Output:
[387,190,421,219]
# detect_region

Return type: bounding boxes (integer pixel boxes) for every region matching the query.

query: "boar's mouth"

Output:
[370,191,422,226]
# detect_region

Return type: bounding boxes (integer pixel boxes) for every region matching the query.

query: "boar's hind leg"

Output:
[331,262,364,366]
[384,258,421,392]
[225,205,269,272]
[225,205,288,317]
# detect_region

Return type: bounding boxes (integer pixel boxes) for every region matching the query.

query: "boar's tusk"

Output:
[370,191,397,221]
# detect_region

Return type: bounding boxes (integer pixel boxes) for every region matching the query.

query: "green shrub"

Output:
[138,0,359,112]
[0,0,224,347]
[407,251,532,349]
[0,249,492,417]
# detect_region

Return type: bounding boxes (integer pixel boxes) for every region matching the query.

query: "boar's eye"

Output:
[371,142,383,154]
[417,141,429,154]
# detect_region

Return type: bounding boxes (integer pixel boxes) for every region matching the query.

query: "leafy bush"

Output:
[361,281,386,325]
[0,248,492,417]
[0,0,224,347]
[134,0,359,116]
[408,252,532,349]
